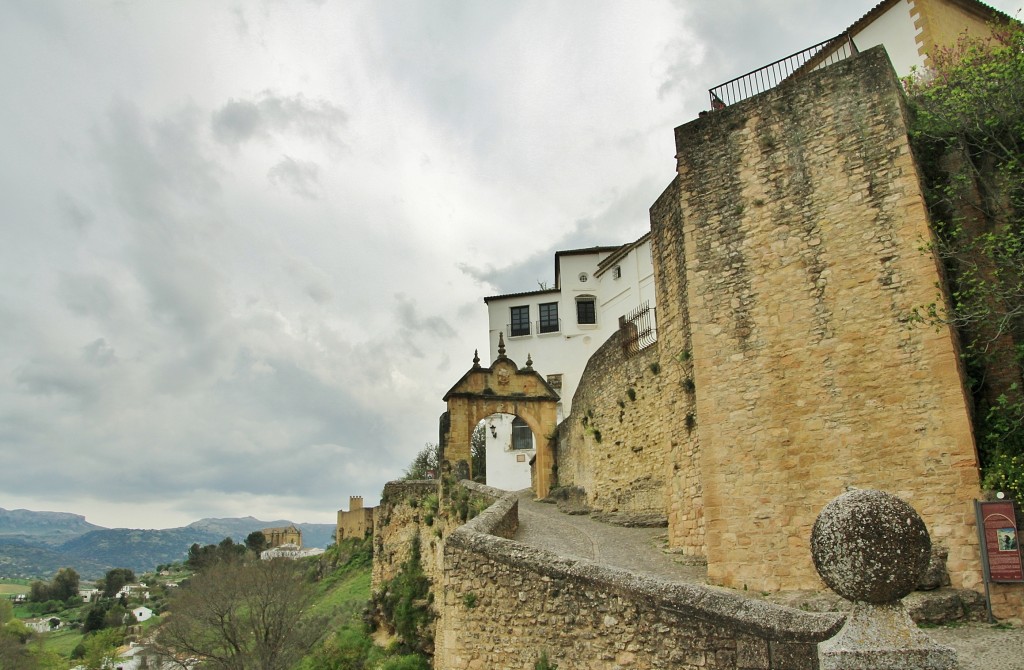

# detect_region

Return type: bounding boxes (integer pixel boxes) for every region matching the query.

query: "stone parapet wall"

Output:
[435,489,842,670]
[559,329,671,526]
[654,46,982,592]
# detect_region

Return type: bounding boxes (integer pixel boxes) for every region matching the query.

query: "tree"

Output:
[403,443,439,480]
[156,558,321,670]
[245,530,269,555]
[81,629,123,670]
[0,619,63,670]
[471,422,487,483]
[905,20,1024,499]
[28,567,79,603]
[99,568,135,599]
[187,537,246,571]
[82,603,109,634]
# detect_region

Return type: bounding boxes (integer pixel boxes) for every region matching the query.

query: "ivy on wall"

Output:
[905,21,1024,500]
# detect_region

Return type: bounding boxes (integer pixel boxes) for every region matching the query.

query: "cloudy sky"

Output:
[2,1,1019,530]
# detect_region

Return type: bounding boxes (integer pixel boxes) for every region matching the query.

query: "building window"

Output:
[511,417,533,450]
[510,305,530,337]
[576,297,596,325]
[612,265,622,279]
[578,272,588,283]
[539,302,559,333]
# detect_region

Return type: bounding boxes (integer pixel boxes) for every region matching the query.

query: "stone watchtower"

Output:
[336,495,375,543]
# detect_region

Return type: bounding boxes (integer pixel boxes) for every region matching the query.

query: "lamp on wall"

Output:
[489,424,497,438]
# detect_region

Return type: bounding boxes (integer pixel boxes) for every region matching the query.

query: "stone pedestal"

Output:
[812,490,959,670]
[819,602,956,670]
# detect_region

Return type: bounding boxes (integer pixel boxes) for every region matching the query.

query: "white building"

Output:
[810,0,1011,79]
[485,234,656,419]
[131,606,154,622]
[480,234,656,489]
[260,543,325,560]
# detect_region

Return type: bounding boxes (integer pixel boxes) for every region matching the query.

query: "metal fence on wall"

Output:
[709,33,857,108]
[620,301,657,356]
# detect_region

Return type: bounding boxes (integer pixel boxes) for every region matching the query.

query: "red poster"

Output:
[978,501,1023,583]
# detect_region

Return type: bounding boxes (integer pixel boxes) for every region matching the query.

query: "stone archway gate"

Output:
[441,342,559,498]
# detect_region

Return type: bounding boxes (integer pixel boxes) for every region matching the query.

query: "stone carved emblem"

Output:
[497,368,511,386]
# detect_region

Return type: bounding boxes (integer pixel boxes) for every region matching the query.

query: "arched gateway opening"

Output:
[441,336,559,497]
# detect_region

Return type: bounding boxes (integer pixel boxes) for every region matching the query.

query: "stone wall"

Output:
[558,328,671,527]
[372,480,445,590]
[651,46,983,593]
[650,176,705,557]
[435,488,842,670]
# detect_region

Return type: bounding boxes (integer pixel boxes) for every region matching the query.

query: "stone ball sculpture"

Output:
[811,489,931,603]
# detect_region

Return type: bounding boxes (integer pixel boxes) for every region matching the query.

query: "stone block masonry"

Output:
[559,328,671,527]
[652,46,982,593]
[435,487,842,670]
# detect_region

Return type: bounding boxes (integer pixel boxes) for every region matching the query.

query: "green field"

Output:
[40,627,85,657]
[0,582,30,596]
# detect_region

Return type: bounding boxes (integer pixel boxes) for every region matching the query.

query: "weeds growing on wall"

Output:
[905,21,1024,501]
[373,535,433,656]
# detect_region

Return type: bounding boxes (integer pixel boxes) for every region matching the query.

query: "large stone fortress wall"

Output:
[651,47,981,591]
[558,330,671,527]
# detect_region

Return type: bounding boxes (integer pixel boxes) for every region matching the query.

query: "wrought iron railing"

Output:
[620,301,657,356]
[709,33,857,108]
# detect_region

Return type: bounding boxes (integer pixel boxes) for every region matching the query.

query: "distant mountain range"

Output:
[0,508,336,580]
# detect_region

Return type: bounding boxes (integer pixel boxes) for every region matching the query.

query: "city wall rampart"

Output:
[372,480,447,589]
[434,484,842,670]
[651,46,983,594]
[558,329,671,527]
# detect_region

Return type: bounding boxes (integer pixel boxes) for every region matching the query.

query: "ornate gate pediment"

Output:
[441,337,560,497]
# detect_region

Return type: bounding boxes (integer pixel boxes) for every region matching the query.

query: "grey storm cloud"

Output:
[81,338,117,367]
[94,100,222,220]
[395,294,457,339]
[55,192,95,231]
[58,273,117,318]
[211,92,348,147]
[267,156,322,199]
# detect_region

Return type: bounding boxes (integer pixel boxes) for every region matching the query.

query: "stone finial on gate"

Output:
[811,489,958,670]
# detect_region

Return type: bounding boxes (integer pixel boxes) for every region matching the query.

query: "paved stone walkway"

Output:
[513,491,1024,670]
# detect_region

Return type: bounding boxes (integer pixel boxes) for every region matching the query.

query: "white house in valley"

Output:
[480,234,656,489]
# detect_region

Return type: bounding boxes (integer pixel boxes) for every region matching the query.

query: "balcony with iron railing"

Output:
[708,33,858,109]
[507,318,562,338]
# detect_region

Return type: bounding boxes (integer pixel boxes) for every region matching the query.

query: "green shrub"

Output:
[535,650,559,670]
[983,452,1024,502]
[379,654,431,670]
